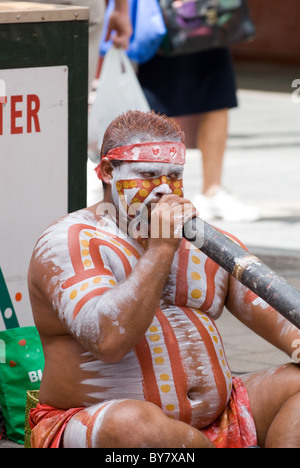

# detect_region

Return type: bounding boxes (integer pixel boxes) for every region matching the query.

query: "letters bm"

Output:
[0,94,41,135]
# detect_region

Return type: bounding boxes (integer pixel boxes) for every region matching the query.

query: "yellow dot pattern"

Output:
[138,188,149,198]
[191,289,202,299]
[78,229,138,272]
[70,289,77,300]
[115,176,184,212]
[186,249,206,306]
[191,308,232,399]
[144,315,179,419]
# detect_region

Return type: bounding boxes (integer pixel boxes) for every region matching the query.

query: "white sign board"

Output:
[0,66,68,329]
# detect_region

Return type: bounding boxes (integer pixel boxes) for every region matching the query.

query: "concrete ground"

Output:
[1,61,299,448]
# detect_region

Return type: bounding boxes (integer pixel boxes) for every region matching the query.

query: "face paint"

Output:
[110,162,184,224]
[116,175,184,213]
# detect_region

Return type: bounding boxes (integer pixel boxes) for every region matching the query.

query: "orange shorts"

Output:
[29,377,257,448]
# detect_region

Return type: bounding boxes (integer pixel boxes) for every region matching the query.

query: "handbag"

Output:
[100,0,166,64]
[0,326,44,444]
[88,47,150,157]
[159,0,255,56]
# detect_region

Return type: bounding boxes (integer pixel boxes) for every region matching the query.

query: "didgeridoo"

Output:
[183,218,300,329]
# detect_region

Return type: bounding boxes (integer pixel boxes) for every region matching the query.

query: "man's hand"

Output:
[106,7,132,50]
[149,194,198,250]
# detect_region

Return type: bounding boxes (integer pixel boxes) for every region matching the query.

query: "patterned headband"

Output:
[95,141,186,180]
[105,141,186,165]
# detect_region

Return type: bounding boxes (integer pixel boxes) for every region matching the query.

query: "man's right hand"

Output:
[149,194,198,250]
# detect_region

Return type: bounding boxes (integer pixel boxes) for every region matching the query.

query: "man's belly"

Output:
[80,307,232,429]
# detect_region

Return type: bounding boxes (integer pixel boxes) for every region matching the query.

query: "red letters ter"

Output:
[0,94,41,135]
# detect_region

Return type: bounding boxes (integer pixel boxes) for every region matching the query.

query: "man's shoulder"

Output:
[32,208,97,261]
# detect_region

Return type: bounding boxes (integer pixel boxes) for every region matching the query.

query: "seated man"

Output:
[28,110,300,448]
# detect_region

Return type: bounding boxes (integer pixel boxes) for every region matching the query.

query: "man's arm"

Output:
[31,196,196,364]
[226,275,300,360]
[87,195,196,362]
[106,0,132,49]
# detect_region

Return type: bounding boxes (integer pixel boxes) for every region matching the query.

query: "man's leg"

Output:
[175,110,260,222]
[174,110,227,196]
[197,109,228,196]
[63,399,215,448]
[242,363,300,448]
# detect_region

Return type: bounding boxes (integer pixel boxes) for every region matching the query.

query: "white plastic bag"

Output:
[88,47,150,161]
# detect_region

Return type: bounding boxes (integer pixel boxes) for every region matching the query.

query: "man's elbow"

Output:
[97,336,132,364]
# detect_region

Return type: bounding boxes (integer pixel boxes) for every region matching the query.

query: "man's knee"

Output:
[96,400,166,448]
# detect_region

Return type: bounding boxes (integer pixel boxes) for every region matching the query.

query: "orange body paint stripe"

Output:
[72,402,111,448]
[96,228,140,259]
[85,402,111,448]
[72,287,110,320]
[201,259,219,312]
[63,235,134,289]
[155,309,192,425]
[135,336,162,408]
[181,307,228,413]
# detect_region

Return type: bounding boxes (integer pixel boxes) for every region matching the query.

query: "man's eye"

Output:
[140,172,156,178]
[168,173,181,180]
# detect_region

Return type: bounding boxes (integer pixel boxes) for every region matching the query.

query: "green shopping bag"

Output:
[0,326,44,444]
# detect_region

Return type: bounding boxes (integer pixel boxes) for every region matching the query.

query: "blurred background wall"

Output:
[232,0,300,65]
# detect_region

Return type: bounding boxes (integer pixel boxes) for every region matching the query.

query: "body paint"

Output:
[34,209,233,429]
[116,176,183,212]
[63,400,124,448]
[110,162,184,237]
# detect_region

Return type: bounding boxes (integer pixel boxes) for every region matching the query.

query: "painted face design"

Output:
[116,175,184,213]
[110,162,184,238]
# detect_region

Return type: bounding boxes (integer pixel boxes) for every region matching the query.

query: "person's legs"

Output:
[63,399,215,448]
[175,111,260,222]
[174,110,227,196]
[242,363,300,448]
[197,109,228,196]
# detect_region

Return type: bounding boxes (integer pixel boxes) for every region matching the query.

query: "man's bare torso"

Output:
[28,206,232,429]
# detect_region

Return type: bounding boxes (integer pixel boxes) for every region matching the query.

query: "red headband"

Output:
[107,141,185,164]
[95,142,186,180]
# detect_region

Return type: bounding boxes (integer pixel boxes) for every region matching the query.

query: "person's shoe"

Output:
[193,189,261,222]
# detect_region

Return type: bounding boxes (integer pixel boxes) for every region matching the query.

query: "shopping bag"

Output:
[0,326,44,444]
[159,0,255,56]
[88,47,150,159]
[100,0,166,64]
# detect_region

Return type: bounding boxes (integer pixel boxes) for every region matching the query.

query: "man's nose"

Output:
[152,183,172,198]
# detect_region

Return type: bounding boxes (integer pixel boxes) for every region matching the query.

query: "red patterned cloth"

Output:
[29,405,84,448]
[202,377,257,448]
[29,377,257,448]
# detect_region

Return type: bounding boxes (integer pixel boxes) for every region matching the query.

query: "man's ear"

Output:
[98,158,114,184]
